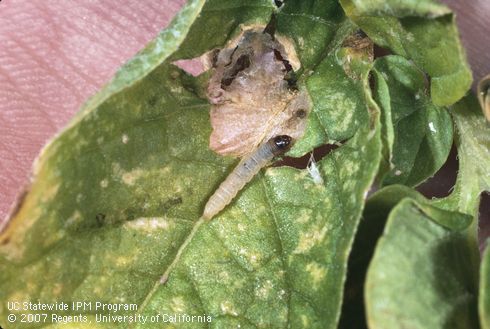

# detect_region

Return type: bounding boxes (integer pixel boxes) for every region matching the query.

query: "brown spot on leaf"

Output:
[342,30,374,58]
[340,31,374,80]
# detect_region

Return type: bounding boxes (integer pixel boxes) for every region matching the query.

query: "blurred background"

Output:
[0,0,488,244]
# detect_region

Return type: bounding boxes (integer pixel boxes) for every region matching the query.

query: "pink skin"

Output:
[0,1,489,240]
[0,0,185,221]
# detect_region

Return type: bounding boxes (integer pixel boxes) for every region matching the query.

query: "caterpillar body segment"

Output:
[203,135,292,220]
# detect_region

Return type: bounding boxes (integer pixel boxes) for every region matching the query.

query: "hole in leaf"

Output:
[273,48,297,89]
[273,48,293,73]
[368,71,377,92]
[220,54,251,88]
[274,0,284,8]
[263,14,277,37]
[479,192,490,251]
[416,145,458,198]
[373,44,392,59]
[172,58,205,76]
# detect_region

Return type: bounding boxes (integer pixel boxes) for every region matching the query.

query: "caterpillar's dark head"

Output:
[271,135,292,155]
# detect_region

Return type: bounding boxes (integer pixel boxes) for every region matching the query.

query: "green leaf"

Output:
[289,29,375,156]
[170,0,275,60]
[342,0,451,18]
[340,185,473,328]
[431,94,490,253]
[351,95,487,329]
[340,0,472,106]
[72,0,275,126]
[0,1,382,328]
[365,198,479,329]
[373,55,453,186]
[291,44,371,156]
[2,1,482,327]
[450,95,490,201]
[275,1,346,70]
[371,68,394,182]
[340,185,420,329]
[275,4,373,156]
[137,117,380,329]
[481,240,490,329]
[434,94,490,279]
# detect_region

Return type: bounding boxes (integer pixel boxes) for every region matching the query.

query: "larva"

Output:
[203,135,292,220]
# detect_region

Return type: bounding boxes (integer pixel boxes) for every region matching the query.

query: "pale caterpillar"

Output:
[203,135,292,220]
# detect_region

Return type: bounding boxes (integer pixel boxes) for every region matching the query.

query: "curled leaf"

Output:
[0,1,382,328]
[340,0,472,106]
[365,199,479,329]
[343,0,451,18]
[373,55,453,187]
